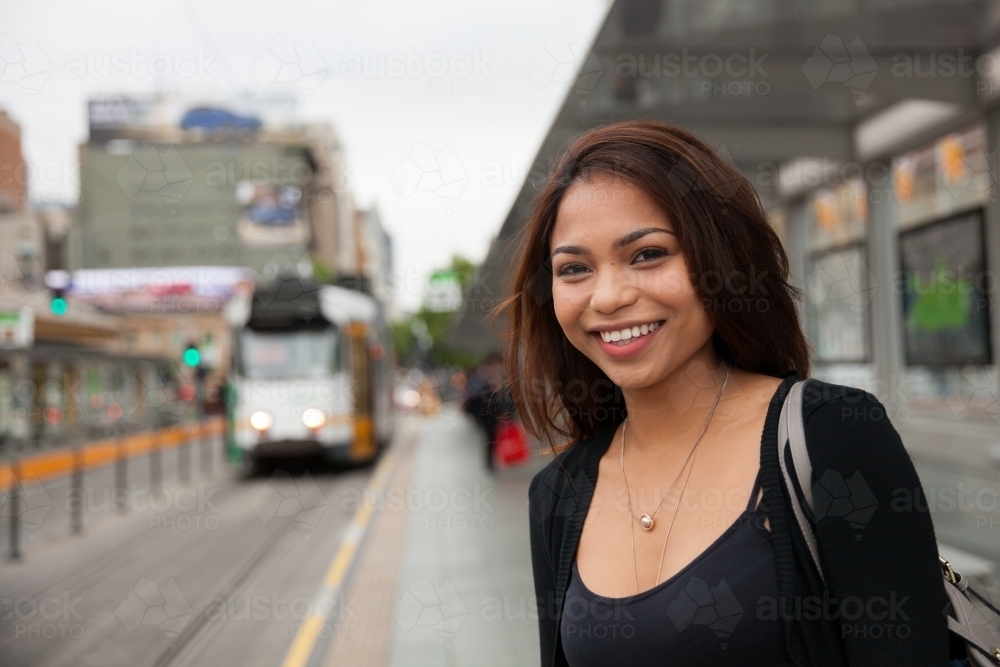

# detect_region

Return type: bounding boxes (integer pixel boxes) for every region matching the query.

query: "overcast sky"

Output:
[1,0,610,312]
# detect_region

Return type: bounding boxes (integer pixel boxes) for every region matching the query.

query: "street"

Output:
[1,406,544,667]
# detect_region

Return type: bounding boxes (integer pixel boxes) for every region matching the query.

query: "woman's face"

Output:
[549,173,716,390]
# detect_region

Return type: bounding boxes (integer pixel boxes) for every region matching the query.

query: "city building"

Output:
[0,110,45,289]
[0,108,213,452]
[71,96,374,285]
[352,205,395,310]
[0,109,28,213]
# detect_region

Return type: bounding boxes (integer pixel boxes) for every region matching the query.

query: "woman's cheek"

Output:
[648,267,692,298]
[553,284,584,314]
[551,290,575,332]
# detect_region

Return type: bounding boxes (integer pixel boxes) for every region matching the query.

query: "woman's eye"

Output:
[633,248,669,263]
[556,263,588,277]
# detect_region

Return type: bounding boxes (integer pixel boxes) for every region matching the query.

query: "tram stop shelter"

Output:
[448,0,1000,569]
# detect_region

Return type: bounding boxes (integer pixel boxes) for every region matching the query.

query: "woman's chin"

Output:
[604,369,661,392]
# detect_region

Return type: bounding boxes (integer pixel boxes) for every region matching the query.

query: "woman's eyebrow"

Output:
[550,244,588,259]
[611,227,674,249]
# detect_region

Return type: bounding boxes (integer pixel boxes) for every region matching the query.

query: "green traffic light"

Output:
[50,296,68,316]
[183,347,201,367]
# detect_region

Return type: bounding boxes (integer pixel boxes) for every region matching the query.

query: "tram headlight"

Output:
[302,408,326,429]
[403,390,421,408]
[250,411,273,431]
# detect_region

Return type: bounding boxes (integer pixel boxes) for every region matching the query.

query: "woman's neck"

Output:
[619,346,733,458]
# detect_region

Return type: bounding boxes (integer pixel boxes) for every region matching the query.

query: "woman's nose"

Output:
[589,266,637,314]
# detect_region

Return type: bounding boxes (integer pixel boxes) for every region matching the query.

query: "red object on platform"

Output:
[496,419,530,467]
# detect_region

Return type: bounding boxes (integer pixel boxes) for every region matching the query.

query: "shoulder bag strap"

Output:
[777,378,826,586]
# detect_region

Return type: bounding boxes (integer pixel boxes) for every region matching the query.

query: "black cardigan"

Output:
[527,371,950,667]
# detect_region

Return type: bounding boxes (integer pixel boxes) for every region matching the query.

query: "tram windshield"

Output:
[239,326,342,379]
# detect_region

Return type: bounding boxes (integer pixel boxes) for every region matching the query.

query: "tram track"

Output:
[150,515,303,667]
[0,458,303,656]
[0,431,393,667]
[3,465,250,611]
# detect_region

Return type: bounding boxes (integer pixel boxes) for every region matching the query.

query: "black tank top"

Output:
[560,469,795,666]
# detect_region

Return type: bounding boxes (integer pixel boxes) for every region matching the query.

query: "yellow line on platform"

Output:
[279,436,404,667]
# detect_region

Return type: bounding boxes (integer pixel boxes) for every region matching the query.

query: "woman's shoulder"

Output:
[528,424,616,509]
[799,378,889,430]
[796,378,913,471]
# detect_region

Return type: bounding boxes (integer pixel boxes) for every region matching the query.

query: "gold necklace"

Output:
[619,363,731,531]
[620,363,731,593]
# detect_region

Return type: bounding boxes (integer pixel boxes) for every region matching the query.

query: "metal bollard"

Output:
[150,428,161,493]
[179,423,191,483]
[197,374,211,474]
[71,445,83,534]
[115,427,127,513]
[200,423,212,474]
[8,458,21,560]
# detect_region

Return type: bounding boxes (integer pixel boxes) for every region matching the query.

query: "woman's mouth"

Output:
[591,320,665,358]
[598,320,662,344]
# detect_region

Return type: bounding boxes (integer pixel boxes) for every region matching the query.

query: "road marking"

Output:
[279,440,402,667]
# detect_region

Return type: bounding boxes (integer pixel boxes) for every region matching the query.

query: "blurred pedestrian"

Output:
[462,351,513,471]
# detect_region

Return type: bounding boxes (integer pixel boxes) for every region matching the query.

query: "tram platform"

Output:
[298,401,549,667]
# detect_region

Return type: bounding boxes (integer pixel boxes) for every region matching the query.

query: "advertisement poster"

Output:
[894,142,938,229]
[935,123,991,213]
[899,209,991,366]
[811,177,867,251]
[235,180,310,247]
[894,122,989,230]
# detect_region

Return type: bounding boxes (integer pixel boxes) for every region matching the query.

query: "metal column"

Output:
[983,108,1000,446]
[784,196,812,349]
[865,159,906,412]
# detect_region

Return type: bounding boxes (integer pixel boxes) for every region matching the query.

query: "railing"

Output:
[1,417,224,560]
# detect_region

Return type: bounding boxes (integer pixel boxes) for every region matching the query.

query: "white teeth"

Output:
[599,321,662,344]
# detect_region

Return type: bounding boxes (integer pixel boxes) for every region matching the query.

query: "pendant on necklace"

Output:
[639,514,654,531]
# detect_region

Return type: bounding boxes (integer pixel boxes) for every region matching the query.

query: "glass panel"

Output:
[240,328,341,379]
[807,244,871,362]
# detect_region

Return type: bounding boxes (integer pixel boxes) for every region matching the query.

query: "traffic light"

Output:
[183,342,201,367]
[50,289,68,316]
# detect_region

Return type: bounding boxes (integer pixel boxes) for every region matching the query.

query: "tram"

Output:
[223,277,395,470]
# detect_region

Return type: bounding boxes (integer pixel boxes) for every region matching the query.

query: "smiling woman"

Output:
[496,120,808,446]
[492,121,951,667]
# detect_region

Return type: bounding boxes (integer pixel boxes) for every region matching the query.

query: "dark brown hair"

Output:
[491,120,810,450]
